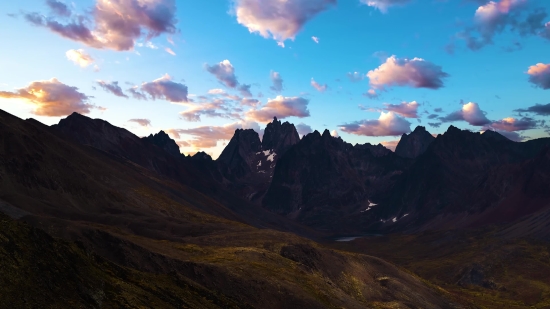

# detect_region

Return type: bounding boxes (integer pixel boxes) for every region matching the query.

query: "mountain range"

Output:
[1,109,550,308]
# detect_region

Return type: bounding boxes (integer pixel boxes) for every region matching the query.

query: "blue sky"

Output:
[1,0,549,157]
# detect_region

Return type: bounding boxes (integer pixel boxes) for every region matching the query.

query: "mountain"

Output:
[0,109,461,308]
[373,125,550,234]
[144,130,182,157]
[261,117,300,154]
[262,129,409,231]
[216,118,301,202]
[394,126,435,158]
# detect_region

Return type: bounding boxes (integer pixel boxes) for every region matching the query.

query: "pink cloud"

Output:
[140,74,188,103]
[340,112,411,136]
[527,63,550,89]
[233,0,336,43]
[367,56,449,90]
[25,0,177,51]
[360,0,411,13]
[179,98,241,122]
[246,95,310,123]
[383,101,419,118]
[65,49,94,67]
[205,60,239,88]
[166,121,261,150]
[165,47,176,56]
[485,117,537,131]
[440,102,490,126]
[97,80,128,98]
[310,78,327,92]
[0,78,100,116]
[128,118,151,127]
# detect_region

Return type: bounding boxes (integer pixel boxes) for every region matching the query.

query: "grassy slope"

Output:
[330,229,550,308]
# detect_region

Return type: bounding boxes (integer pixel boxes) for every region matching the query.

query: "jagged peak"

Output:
[322,129,331,138]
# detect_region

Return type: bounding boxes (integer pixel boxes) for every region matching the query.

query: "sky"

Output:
[1,0,549,157]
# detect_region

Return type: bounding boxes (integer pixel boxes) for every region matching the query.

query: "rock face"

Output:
[262,117,300,154]
[373,125,550,232]
[216,118,301,202]
[262,129,407,230]
[217,129,262,180]
[144,130,181,157]
[395,126,435,158]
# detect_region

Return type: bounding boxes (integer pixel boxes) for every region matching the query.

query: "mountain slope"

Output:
[0,109,460,308]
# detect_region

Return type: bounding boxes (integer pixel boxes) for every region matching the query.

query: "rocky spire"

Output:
[262,117,300,155]
[395,126,435,158]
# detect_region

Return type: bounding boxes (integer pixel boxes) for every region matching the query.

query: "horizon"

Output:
[1,0,549,158]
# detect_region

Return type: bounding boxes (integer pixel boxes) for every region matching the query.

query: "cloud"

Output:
[179,99,241,122]
[381,140,399,151]
[97,81,128,98]
[383,101,419,118]
[527,63,550,89]
[25,0,177,51]
[364,89,379,99]
[65,49,94,67]
[330,130,339,137]
[458,0,549,50]
[296,123,313,136]
[166,121,261,149]
[312,36,319,43]
[205,60,239,88]
[46,0,71,17]
[270,71,284,92]
[0,78,99,116]
[232,0,336,43]
[140,74,188,102]
[241,98,260,107]
[246,95,310,122]
[128,118,151,127]
[128,87,147,100]
[340,112,412,136]
[311,78,327,92]
[485,117,537,131]
[428,122,441,128]
[515,102,550,115]
[347,72,364,82]
[165,47,176,56]
[367,56,449,90]
[440,102,490,126]
[238,84,253,97]
[360,0,412,13]
[542,22,550,39]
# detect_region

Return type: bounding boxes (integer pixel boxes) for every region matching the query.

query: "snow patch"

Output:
[257,161,262,167]
[267,152,276,162]
[368,200,378,207]
[392,217,397,223]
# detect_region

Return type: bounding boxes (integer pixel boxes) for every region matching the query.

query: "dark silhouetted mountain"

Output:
[481,129,511,142]
[355,143,392,157]
[0,109,459,309]
[262,117,300,154]
[263,129,409,230]
[144,130,181,157]
[394,126,435,158]
[217,128,262,180]
[373,125,550,233]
